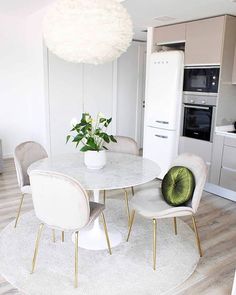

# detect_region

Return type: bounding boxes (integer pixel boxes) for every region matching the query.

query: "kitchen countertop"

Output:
[215,125,236,138]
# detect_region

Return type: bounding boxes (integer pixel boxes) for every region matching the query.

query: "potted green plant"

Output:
[66,113,117,169]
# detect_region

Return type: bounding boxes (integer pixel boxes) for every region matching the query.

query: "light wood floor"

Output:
[0,158,236,295]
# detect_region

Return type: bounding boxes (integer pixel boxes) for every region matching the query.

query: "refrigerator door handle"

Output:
[155,134,168,139]
[155,120,169,124]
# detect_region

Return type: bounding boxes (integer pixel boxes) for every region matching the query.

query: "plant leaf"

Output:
[110,135,117,143]
[86,137,99,150]
[99,118,106,123]
[80,145,97,152]
[72,133,84,143]
[103,134,110,143]
[66,135,71,143]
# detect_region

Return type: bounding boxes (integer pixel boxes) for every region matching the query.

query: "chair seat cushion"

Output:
[130,187,193,219]
[161,166,195,206]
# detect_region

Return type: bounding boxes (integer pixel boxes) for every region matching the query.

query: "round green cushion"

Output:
[161,166,195,206]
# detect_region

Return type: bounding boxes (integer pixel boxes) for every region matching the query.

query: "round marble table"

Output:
[28,152,160,250]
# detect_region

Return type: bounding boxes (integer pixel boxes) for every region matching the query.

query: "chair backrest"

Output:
[105,136,139,155]
[29,171,90,230]
[14,141,48,188]
[171,153,207,213]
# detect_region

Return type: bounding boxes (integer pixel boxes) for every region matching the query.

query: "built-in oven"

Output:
[183,66,220,94]
[182,94,217,142]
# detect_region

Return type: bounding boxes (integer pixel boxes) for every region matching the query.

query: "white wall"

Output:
[26,8,48,150]
[0,14,31,158]
[0,8,48,158]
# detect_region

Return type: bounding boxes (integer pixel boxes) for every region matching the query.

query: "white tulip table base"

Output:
[0,190,200,295]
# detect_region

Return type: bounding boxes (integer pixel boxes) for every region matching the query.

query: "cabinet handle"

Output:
[155,134,168,139]
[156,120,169,124]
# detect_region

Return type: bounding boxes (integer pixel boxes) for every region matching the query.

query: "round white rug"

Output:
[0,196,199,295]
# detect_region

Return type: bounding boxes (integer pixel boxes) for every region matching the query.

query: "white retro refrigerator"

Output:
[143,51,184,179]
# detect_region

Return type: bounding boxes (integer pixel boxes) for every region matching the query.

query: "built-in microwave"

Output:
[183,66,220,94]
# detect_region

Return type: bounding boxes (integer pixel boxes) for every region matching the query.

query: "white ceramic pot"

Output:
[84,150,106,170]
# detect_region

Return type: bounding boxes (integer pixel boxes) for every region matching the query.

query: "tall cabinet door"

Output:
[116,41,146,148]
[48,52,84,155]
[83,62,115,133]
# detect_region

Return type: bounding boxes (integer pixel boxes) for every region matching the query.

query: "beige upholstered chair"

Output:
[0,139,3,174]
[14,141,48,227]
[127,153,207,270]
[104,136,139,225]
[29,170,111,288]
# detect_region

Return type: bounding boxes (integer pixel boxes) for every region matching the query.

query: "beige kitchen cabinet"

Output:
[178,136,212,181]
[185,16,225,65]
[224,136,236,148]
[232,46,236,84]
[210,133,236,191]
[222,145,236,170]
[220,138,236,191]
[220,168,236,191]
[0,140,3,173]
[154,23,186,45]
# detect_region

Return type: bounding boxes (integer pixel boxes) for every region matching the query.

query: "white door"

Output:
[139,46,146,148]
[116,41,146,148]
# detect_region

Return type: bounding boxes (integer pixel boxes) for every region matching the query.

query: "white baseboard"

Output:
[205,182,236,202]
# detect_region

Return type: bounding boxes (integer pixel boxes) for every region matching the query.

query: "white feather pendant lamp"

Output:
[43,0,133,64]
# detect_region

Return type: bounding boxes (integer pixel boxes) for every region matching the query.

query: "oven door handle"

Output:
[184,105,211,110]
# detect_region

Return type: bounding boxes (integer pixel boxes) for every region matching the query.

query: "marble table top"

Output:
[28,152,160,191]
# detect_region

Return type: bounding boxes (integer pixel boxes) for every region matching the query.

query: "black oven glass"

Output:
[183,67,220,93]
[183,105,213,141]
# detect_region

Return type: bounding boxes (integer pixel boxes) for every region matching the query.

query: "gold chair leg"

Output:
[153,219,157,270]
[103,190,106,205]
[192,215,203,257]
[31,223,44,274]
[124,189,131,227]
[87,191,91,202]
[174,217,177,235]
[14,193,25,228]
[101,212,112,255]
[126,210,136,242]
[131,186,135,196]
[74,231,79,288]
[62,231,65,242]
[52,229,56,243]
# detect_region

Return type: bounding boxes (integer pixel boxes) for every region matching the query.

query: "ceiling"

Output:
[1,0,236,40]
